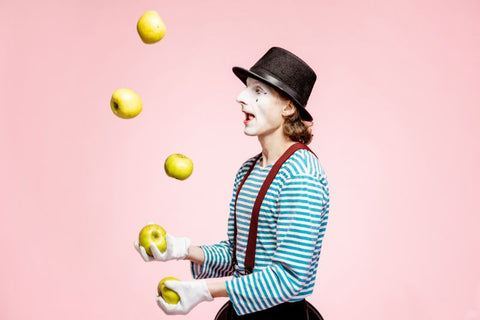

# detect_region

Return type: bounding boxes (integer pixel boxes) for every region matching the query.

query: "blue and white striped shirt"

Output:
[191,149,330,315]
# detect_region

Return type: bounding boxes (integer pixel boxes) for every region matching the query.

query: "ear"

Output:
[282,101,296,117]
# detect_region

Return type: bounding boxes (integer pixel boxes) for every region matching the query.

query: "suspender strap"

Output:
[233,142,317,274]
[232,153,261,267]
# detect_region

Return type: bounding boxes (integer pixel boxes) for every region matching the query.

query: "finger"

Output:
[163,280,182,292]
[150,244,166,260]
[134,241,148,260]
[138,245,151,261]
[156,296,169,311]
[156,296,181,314]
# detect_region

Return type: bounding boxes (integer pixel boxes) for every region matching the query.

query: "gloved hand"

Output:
[156,279,213,315]
[134,233,191,262]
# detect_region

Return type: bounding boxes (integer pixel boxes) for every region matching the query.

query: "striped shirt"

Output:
[191,149,330,315]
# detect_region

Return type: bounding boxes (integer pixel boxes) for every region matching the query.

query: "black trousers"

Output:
[226,299,309,320]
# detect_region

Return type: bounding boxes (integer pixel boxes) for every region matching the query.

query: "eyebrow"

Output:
[253,84,267,92]
[246,79,270,92]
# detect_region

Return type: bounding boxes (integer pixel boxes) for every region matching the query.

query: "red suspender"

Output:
[232,143,317,274]
[232,153,261,268]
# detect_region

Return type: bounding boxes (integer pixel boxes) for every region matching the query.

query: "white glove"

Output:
[156,279,213,315]
[134,233,191,262]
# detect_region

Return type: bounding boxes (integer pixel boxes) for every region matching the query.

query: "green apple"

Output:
[137,10,166,44]
[138,224,167,256]
[110,88,142,119]
[158,277,181,304]
[164,154,194,180]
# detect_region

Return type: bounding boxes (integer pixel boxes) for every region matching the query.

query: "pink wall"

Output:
[1,0,479,319]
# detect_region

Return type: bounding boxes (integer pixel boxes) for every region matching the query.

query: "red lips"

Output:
[243,110,255,124]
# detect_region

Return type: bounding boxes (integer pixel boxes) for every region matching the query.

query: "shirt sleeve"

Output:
[190,240,235,279]
[225,174,329,315]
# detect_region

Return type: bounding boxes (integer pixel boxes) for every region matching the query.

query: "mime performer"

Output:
[135,46,330,320]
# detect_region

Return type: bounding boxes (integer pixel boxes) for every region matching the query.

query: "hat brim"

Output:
[232,66,313,122]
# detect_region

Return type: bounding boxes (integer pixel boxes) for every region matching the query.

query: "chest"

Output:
[235,164,286,229]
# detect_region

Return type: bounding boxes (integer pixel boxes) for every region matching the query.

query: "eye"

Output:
[255,86,265,94]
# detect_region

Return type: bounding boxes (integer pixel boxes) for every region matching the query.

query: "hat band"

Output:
[254,70,304,108]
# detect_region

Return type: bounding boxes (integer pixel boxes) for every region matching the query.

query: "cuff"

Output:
[225,279,244,316]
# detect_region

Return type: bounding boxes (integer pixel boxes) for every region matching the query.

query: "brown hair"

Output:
[283,106,313,145]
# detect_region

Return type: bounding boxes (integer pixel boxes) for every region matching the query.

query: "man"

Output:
[135,47,330,319]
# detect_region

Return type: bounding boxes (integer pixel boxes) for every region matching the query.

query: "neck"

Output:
[258,130,296,167]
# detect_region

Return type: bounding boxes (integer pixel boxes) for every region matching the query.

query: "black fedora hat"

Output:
[232,47,316,121]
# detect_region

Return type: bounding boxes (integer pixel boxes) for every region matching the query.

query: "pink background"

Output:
[1,0,479,319]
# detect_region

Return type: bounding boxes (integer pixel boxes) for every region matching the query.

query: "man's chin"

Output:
[243,129,257,136]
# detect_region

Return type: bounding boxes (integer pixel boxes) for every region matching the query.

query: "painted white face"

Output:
[236,77,289,137]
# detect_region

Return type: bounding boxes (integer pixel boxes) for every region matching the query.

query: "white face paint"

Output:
[236,77,288,137]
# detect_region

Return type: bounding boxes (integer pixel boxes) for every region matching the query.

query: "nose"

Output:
[236,87,249,106]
